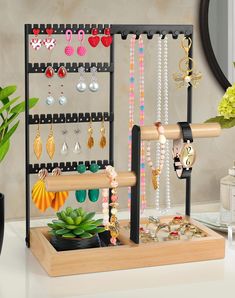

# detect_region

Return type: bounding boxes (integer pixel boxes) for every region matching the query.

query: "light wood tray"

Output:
[30,217,225,277]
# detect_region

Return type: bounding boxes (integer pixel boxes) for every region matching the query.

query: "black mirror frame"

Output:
[199,0,231,91]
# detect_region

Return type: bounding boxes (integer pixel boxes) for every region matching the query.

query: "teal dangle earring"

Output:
[75,164,87,203]
[88,163,100,202]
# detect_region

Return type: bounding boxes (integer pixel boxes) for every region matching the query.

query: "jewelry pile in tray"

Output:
[140,216,207,243]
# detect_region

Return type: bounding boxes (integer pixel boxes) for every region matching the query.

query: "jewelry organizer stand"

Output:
[26,24,225,277]
[24,24,115,247]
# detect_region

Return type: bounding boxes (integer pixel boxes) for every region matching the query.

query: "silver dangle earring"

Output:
[76,66,87,92]
[89,66,99,92]
[58,83,67,105]
[60,125,69,155]
[73,127,82,154]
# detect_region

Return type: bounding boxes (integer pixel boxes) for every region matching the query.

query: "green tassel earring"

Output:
[88,163,100,202]
[75,164,87,203]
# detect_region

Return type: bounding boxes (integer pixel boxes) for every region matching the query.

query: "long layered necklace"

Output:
[146,35,171,214]
[128,35,146,212]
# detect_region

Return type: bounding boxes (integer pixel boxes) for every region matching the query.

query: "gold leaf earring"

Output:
[99,117,106,149]
[173,37,202,88]
[33,123,42,160]
[87,120,94,149]
[46,124,55,159]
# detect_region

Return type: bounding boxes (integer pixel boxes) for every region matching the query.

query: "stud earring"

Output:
[51,168,69,211]
[173,37,202,88]
[99,117,106,149]
[64,29,74,56]
[76,66,87,92]
[46,124,55,160]
[43,28,56,50]
[89,66,99,92]
[57,66,67,105]
[32,169,55,212]
[60,126,68,155]
[33,123,42,160]
[88,27,100,48]
[73,127,82,154]
[88,164,100,202]
[75,164,87,203]
[87,120,94,149]
[77,30,87,56]
[45,66,55,105]
[30,28,42,50]
[101,27,113,47]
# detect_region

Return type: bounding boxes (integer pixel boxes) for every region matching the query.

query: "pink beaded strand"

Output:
[128,35,146,212]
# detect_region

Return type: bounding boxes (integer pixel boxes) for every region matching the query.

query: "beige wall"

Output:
[0,0,234,220]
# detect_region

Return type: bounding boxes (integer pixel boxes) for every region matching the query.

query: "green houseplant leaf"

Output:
[0,85,39,162]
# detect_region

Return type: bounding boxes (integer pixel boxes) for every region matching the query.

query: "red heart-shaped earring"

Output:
[30,28,42,50]
[88,28,100,48]
[101,27,113,47]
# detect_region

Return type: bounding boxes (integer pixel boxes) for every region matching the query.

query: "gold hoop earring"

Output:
[33,123,42,160]
[46,124,55,159]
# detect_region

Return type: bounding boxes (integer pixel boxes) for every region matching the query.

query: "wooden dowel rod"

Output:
[141,123,221,141]
[45,171,136,192]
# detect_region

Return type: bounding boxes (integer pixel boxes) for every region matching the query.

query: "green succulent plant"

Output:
[48,207,105,239]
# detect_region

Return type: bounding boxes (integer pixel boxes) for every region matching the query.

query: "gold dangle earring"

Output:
[99,117,106,149]
[33,123,42,160]
[173,37,202,88]
[87,119,94,149]
[46,123,55,159]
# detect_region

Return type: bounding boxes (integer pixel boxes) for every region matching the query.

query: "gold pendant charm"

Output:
[33,124,42,160]
[87,120,94,149]
[46,124,55,159]
[151,169,160,190]
[173,37,202,88]
[99,118,106,149]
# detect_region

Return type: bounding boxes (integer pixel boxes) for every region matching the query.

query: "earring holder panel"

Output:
[29,112,113,125]
[28,62,113,74]
[26,23,111,34]
[29,160,109,174]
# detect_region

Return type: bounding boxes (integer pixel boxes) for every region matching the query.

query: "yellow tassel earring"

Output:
[87,120,94,149]
[99,117,106,149]
[46,124,55,159]
[32,169,55,212]
[33,123,42,160]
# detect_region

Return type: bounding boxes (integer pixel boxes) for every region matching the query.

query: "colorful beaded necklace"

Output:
[128,35,146,212]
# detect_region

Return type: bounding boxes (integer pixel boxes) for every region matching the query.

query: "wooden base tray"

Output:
[30,217,225,277]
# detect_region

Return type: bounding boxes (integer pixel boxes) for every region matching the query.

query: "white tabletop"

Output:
[0,218,234,298]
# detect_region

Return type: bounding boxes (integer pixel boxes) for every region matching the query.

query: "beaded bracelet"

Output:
[102,165,120,245]
[146,122,166,190]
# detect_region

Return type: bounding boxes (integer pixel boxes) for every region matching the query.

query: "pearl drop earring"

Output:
[76,66,87,92]
[89,66,99,92]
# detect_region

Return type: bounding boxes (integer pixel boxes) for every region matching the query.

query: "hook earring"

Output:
[89,66,99,92]
[77,30,87,56]
[33,123,42,160]
[88,164,100,202]
[76,66,87,92]
[57,66,67,105]
[87,119,94,149]
[64,29,74,56]
[30,28,42,50]
[173,37,202,88]
[73,127,82,154]
[46,124,55,160]
[43,28,56,50]
[75,164,87,203]
[51,168,69,211]
[99,117,106,149]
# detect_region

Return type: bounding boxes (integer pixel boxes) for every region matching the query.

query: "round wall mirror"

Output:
[200,0,233,90]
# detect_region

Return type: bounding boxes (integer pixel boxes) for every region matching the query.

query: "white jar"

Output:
[220,162,235,225]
